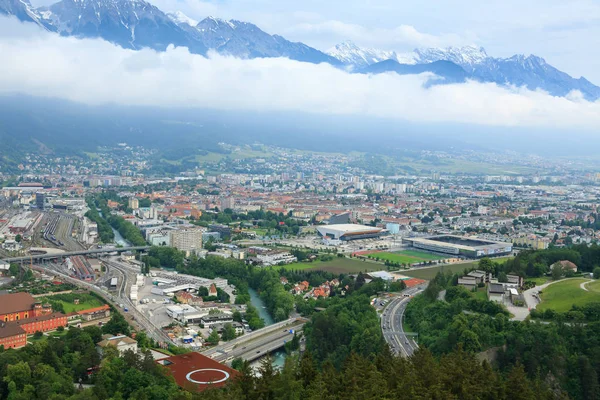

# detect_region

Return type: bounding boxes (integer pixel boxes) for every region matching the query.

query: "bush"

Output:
[33,331,43,339]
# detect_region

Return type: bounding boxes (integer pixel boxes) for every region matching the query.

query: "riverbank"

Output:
[248,288,286,371]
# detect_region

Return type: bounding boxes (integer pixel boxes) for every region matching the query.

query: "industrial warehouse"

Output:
[316,224,383,243]
[403,235,512,258]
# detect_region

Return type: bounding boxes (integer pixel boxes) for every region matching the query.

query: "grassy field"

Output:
[404,263,475,280]
[537,278,600,313]
[528,276,551,286]
[273,258,383,274]
[42,296,105,313]
[586,280,600,293]
[395,250,446,260]
[368,250,445,264]
[473,288,488,301]
[455,256,514,271]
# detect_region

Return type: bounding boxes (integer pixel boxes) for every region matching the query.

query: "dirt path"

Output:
[580,279,593,292]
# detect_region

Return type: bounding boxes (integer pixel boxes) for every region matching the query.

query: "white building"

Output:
[97,335,138,356]
[256,251,297,267]
[220,197,235,210]
[170,227,204,255]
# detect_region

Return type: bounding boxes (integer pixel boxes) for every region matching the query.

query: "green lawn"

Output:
[537,278,600,313]
[367,251,445,265]
[456,256,514,271]
[394,250,446,261]
[42,297,104,313]
[272,258,383,274]
[528,276,551,286]
[404,263,474,280]
[586,280,600,293]
[473,288,488,301]
[47,330,68,338]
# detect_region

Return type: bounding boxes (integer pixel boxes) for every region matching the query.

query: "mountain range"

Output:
[1,0,599,100]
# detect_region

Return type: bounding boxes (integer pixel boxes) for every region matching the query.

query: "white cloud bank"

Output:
[0,16,599,130]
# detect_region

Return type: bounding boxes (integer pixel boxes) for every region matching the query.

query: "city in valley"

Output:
[2,0,600,397]
[1,140,600,397]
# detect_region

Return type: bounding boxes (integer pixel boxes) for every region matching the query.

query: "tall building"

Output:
[170,227,204,255]
[220,197,235,211]
[128,197,140,210]
[35,192,45,210]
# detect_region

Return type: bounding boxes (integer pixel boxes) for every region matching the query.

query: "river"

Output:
[248,288,286,370]
[112,227,131,247]
[98,209,131,247]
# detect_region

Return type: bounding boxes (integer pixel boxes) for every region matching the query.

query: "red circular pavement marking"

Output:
[186,369,230,384]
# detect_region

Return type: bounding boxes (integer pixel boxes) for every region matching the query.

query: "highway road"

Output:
[381,286,424,357]
[201,318,305,360]
[213,327,302,363]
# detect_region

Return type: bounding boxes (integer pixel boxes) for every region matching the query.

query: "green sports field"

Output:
[537,278,600,313]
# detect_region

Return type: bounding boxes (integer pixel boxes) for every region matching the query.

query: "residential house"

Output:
[97,334,138,356]
[487,283,505,303]
[458,276,477,291]
[552,260,578,273]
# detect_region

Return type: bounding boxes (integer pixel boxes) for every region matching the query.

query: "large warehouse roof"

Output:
[317,224,382,238]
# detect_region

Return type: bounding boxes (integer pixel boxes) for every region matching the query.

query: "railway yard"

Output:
[1,209,87,254]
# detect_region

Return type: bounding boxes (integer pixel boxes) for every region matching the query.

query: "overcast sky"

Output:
[86,0,600,82]
[26,0,600,82]
[1,15,599,132]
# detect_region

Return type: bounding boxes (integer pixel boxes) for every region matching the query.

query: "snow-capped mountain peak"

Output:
[166,10,197,27]
[413,45,488,67]
[196,16,237,30]
[326,40,410,69]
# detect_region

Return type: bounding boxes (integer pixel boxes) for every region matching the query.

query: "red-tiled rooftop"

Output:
[157,352,239,391]
[403,278,427,288]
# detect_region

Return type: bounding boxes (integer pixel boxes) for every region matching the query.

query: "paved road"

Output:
[33,260,173,346]
[213,327,302,363]
[381,286,424,357]
[102,259,173,346]
[201,318,304,359]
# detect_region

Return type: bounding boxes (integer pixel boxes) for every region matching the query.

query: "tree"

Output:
[221,323,237,341]
[232,310,243,322]
[8,263,19,277]
[478,257,494,273]
[14,234,21,243]
[206,329,220,345]
[551,264,564,281]
[497,272,508,283]
[594,266,600,279]
[102,312,130,336]
[231,358,244,371]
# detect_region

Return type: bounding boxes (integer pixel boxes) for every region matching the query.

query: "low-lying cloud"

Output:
[0,16,599,130]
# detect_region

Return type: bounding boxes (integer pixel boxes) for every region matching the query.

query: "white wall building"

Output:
[170,227,204,254]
